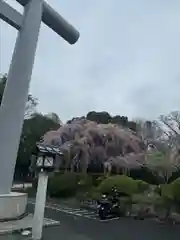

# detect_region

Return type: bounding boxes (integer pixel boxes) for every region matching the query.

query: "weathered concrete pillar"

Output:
[0,0,43,194]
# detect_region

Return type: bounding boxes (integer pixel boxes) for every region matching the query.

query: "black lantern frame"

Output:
[30,143,63,173]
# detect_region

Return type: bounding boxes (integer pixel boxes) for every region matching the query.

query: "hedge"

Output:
[48,173,94,198]
[97,175,139,195]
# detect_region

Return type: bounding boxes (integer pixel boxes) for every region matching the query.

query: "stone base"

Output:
[0,192,27,221]
[0,214,60,235]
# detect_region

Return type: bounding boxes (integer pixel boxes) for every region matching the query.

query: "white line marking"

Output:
[28,201,120,222]
[71,210,88,214]
[100,217,120,222]
[85,216,97,220]
[82,212,95,216]
[73,213,83,216]
[29,201,85,217]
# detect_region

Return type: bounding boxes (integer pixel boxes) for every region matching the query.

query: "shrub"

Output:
[76,174,93,192]
[26,187,36,197]
[48,172,78,198]
[154,185,161,195]
[132,193,160,206]
[171,178,180,202]
[48,173,94,198]
[85,187,101,201]
[135,180,149,193]
[161,184,174,200]
[93,175,106,187]
[156,184,174,218]
[98,175,138,196]
[79,174,93,185]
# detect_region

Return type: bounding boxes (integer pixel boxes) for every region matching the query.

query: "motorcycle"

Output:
[97,194,121,220]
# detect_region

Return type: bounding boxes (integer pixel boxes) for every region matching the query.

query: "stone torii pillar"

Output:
[0,0,79,219]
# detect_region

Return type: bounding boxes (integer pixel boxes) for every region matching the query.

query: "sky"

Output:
[1,0,180,123]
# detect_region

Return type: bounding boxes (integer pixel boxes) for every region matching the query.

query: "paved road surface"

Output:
[28,199,106,221]
[0,201,179,239]
[25,202,180,240]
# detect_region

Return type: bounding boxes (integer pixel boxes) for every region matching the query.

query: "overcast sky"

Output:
[1,0,180,122]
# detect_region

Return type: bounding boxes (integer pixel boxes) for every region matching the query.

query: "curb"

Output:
[0,217,60,235]
[0,212,28,223]
[0,222,60,235]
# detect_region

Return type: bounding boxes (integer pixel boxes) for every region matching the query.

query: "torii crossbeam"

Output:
[0,0,79,195]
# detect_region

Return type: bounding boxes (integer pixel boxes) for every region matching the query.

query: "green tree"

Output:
[15,113,61,179]
[111,115,128,126]
[44,112,62,125]
[0,74,38,118]
[0,74,7,100]
[86,111,112,124]
[128,121,137,132]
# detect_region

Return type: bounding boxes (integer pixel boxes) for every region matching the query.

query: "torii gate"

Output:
[0,0,79,195]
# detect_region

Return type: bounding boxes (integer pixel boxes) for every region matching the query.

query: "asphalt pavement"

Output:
[25,202,180,240]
